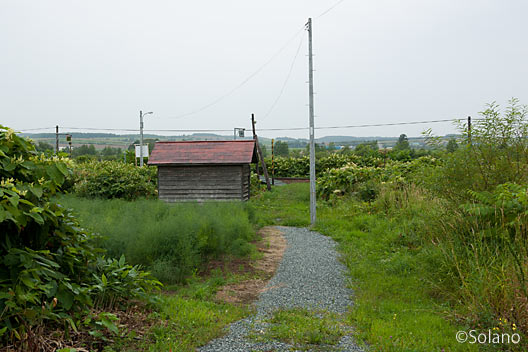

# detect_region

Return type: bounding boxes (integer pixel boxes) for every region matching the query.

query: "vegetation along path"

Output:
[199,226,364,352]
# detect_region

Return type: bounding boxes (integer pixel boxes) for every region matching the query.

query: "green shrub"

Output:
[250,171,266,197]
[429,98,528,201]
[59,196,257,284]
[73,160,157,200]
[0,126,161,348]
[431,183,528,329]
[316,156,440,200]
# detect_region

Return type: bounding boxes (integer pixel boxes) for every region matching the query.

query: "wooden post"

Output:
[55,125,59,154]
[271,139,275,185]
[468,116,472,145]
[252,114,271,191]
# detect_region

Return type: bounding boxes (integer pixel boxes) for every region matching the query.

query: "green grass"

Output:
[105,272,252,352]
[251,183,311,227]
[63,184,505,351]
[58,195,257,284]
[250,184,479,351]
[250,308,349,348]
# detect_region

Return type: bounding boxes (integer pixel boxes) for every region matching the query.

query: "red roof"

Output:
[148,140,258,165]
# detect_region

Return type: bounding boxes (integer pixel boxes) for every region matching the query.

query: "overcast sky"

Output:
[1,0,527,138]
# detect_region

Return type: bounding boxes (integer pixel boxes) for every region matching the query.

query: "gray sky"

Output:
[1,0,527,138]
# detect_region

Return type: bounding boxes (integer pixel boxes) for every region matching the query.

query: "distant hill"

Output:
[22,131,459,150]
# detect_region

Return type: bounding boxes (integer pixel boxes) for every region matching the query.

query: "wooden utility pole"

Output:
[271,139,275,185]
[307,18,316,225]
[467,116,472,145]
[251,114,271,191]
[55,125,59,154]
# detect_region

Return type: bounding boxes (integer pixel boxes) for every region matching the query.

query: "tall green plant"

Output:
[431,99,528,200]
[73,160,157,200]
[0,126,160,348]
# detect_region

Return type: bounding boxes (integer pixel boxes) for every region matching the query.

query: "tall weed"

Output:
[59,196,256,284]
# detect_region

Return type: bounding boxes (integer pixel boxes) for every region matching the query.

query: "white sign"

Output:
[135,145,149,158]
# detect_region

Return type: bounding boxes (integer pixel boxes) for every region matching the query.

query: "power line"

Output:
[163,25,306,120]
[314,118,476,130]
[261,35,305,121]
[316,0,347,19]
[17,127,56,131]
[19,118,478,134]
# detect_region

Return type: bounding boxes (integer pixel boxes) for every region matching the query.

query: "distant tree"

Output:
[446,138,459,153]
[305,143,327,153]
[72,144,98,158]
[128,139,159,154]
[394,134,410,151]
[274,141,289,157]
[35,141,54,153]
[354,141,379,157]
[339,145,352,154]
[100,147,123,161]
[260,143,268,157]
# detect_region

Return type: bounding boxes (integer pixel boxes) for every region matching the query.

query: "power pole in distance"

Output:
[139,110,153,167]
[251,114,271,191]
[55,125,59,154]
[307,18,316,226]
[467,116,472,145]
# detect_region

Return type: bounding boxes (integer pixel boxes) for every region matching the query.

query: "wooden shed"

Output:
[148,140,257,202]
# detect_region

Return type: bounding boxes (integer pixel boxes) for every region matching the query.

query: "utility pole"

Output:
[467,116,472,145]
[307,18,316,226]
[251,114,271,191]
[140,111,144,167]
[55,125,59,154]
[139,110,153,167]
[271,139,275,185]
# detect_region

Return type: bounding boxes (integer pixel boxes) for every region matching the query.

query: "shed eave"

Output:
[148,162,250,166]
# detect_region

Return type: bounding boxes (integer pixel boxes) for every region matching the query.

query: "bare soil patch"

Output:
[214,226,286,305]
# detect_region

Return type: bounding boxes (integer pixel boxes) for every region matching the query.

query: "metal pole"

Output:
[140,110,144,167]
[55,125,59,154]
[307,18,316,226]
[234,128,237,140]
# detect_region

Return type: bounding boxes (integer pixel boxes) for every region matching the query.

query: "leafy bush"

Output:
[450,183,528,314]
[267,153,386,178]
[59,196,257,284]
[250,171,266,197]
[429,98,528,201]
[316,156,440,200]
[0,126,161,348]
[73,160,157,200]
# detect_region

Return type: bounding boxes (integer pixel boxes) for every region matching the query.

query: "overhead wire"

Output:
[17,127,56,131]
[19,118,478,134]
[316,0,347,19]
[260,35,305,121]
[162,25,306,120]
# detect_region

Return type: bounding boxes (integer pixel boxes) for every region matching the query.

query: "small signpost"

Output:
[135,144,149,166]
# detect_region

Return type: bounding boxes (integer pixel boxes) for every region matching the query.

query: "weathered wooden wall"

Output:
[158,165,251,202]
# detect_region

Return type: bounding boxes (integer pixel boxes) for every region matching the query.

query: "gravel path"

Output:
[198,226,365,352]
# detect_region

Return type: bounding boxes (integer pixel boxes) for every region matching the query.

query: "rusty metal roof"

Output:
[148,140,258,165]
